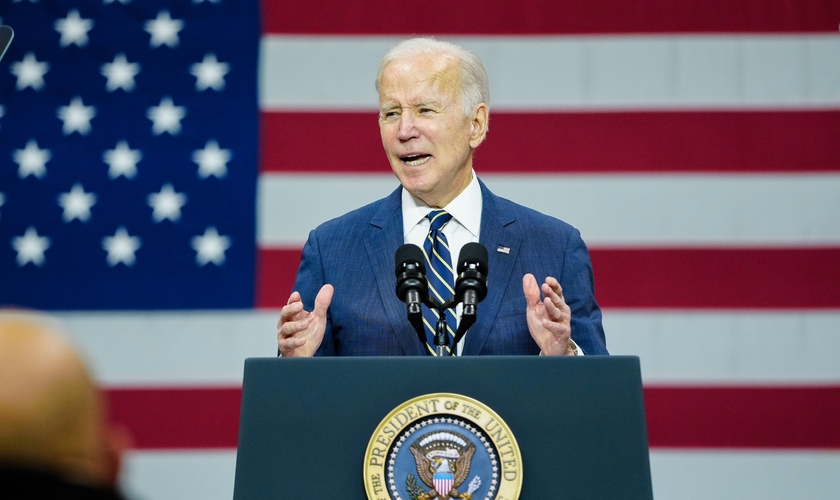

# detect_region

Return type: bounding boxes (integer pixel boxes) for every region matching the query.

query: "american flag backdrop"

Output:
[2,1,840,499]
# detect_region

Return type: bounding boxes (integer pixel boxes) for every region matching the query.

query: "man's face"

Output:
[378,54,485,208]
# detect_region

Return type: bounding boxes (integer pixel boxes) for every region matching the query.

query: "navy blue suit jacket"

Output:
[292,180,608,356]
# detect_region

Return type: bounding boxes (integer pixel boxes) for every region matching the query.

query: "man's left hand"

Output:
[522,273,573,355]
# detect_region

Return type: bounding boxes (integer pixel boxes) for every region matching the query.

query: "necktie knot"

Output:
[427,210,452,232]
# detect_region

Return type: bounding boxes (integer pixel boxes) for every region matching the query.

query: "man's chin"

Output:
[392,168,427,190]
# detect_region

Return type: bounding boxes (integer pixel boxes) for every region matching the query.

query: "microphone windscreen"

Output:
[0,26,13,62]
[395,243,426,275]
[457,242,488,274]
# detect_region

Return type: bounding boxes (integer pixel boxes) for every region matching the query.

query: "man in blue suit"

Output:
[277,38,607,357]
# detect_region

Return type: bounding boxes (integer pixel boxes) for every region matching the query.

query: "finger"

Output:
[542,280,567,310]
[279,292,305,328]
[542,317,570,337]
[542,276,563,297]
[541,282,556,302]
[542,297,564,321]
[312,284,334,318]
[279,317,312,339]
[279,300,305,324]
[522,274,540,305]
[279,336,306,351]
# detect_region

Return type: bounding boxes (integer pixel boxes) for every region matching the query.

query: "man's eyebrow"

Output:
[380,99,443,111]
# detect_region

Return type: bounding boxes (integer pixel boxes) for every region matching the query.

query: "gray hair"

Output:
[375,37,490,117]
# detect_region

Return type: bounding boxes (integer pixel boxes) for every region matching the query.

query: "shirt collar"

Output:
[401,170,482,237]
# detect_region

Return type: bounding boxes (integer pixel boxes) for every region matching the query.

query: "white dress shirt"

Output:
[402,171,482,354]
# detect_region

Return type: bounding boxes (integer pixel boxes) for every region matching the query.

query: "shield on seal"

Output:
[434,472,454,498]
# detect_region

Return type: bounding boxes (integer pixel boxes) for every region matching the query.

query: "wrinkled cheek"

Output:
[380,120,402,140]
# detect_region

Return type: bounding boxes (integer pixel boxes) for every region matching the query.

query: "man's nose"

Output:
[397,114,419,141]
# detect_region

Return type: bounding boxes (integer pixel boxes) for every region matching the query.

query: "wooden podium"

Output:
[233,356,653,499]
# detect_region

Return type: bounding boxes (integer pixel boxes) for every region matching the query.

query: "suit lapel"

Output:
[462,182,521,355]
[365,186,426,356]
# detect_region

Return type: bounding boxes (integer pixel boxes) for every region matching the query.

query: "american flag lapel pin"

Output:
[497,246,510,254]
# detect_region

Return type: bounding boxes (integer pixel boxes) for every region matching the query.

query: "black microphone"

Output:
[455,242,488,312]
[395,244,428,337]
[451,243,488,348]
[0,26,13,62]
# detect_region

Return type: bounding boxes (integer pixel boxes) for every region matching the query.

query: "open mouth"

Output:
[400,154,431,166]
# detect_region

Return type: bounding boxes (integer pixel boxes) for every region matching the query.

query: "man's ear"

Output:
[469,103,489,148]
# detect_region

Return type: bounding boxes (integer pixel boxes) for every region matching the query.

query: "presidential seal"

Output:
[364,393,522,500]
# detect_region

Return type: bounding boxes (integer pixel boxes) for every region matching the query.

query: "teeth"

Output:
[403,155,430,166]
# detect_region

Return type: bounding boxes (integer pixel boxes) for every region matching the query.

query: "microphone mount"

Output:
[396,243,488,357]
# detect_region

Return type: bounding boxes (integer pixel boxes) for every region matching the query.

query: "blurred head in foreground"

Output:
[0,311,127,497]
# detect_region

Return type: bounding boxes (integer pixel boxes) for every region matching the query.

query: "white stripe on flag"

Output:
[257,173,840,247]
[260,35,840,110]
[649,450,840,500]
[58,311,277,386]
[57,311,840,386]
[121,450,237,500]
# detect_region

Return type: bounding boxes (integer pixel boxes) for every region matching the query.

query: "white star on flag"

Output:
[54,9,94,48]
[13,139,51,179]
[147,183,187,223]
[101,53,141,92]
[103,140,142,179]
[190,53,229,91]
[192,140,231,178]
[0,193,5,220]
[144,10,183,49]
[102,227,141,267]
[10,52,50,91]
[193,0,221,4]
[147,97,186,136]
[103,0,132,4]
[0,105,4,130]
[12,227,51,267]
[57,96,96,135]
[57,183,97,223]
[191,227,231,266]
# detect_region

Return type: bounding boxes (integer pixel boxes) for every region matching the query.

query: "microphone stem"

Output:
[435,315,450,356]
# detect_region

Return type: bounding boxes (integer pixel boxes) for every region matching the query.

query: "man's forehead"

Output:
[379,54,461,105]
[388,51,459,76]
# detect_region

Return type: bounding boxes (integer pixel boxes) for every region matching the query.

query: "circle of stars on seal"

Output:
[387,416,499,500]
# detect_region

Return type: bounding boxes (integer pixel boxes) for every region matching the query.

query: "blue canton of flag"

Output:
[0,0,259,309]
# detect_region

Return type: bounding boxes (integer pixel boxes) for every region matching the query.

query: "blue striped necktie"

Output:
[422,210,457,355]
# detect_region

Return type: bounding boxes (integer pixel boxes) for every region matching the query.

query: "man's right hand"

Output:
[276,284,333,357]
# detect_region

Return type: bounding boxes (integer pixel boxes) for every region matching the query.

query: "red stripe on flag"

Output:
[256,247,302,308]
[591,247,840,309]
[107,387,241,450]
[261,111,840,173]
[261,0,840,34]
[257,247,840,309]
[104,385,840,449]
[645,386,840,449]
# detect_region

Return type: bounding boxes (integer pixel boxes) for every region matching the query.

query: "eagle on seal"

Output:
[410,441,476,499]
